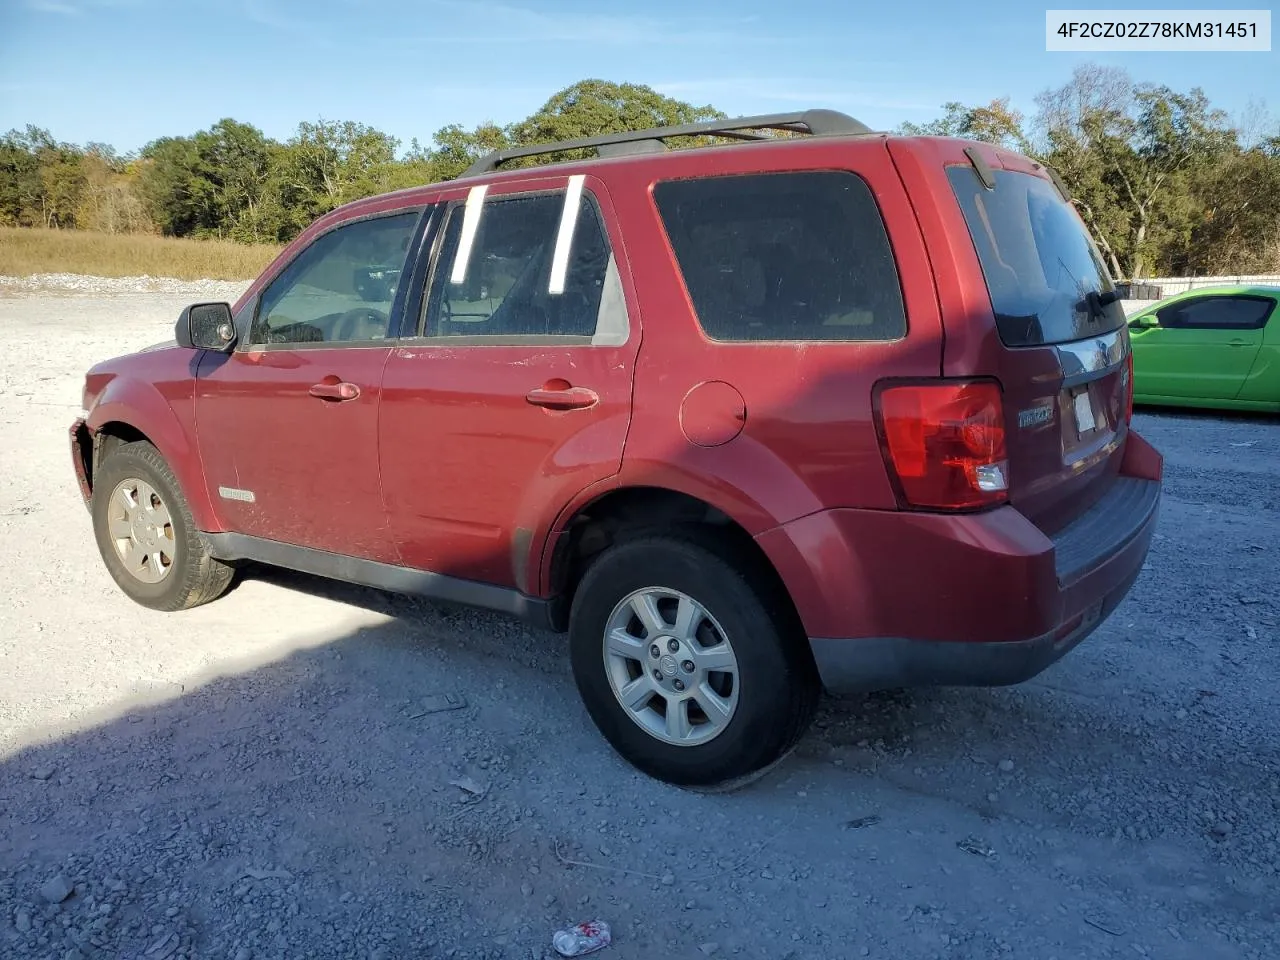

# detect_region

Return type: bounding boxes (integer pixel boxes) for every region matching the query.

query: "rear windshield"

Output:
[947,167,1124,347]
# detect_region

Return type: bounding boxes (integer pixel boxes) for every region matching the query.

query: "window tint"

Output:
[423,190,621,340]
[652,171,906,342]
[947,168,1124,347]
[1158,295,1274,330]
[251,212,419,346]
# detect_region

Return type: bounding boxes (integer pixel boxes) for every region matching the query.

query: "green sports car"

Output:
[1128,285,1280,412]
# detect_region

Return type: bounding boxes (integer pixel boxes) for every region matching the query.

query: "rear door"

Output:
[378,174,640,590]
[927,149,1131,534]
[1132,294,1270,400]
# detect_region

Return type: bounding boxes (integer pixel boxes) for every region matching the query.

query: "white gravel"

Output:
[1,280,1277,960]
[0,273,249,300]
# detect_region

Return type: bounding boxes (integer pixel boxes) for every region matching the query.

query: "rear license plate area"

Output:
[1071,387,1096,436]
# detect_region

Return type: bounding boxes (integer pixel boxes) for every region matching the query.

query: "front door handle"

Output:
[526,384,599,410]
[309,381,360,401]
[1228,339,1248,347]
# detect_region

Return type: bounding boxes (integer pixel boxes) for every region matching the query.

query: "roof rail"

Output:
[461,108,872,177]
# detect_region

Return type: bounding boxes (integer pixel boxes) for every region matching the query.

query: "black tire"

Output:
[91,441,234,612]
[568,531,819,787]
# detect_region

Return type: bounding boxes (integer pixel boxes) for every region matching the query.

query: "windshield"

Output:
[947,167,1125,347]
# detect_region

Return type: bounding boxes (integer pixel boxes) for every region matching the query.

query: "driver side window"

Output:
[1157,295,1273,331]
[250,211,420,346]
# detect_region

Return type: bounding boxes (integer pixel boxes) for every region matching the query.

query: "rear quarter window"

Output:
[653,171,907,342]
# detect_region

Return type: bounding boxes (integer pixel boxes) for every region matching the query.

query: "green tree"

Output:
[37,144,85,228]
[428,122,511,180]
[1176,146,1280,273]
[137,135,202,236]
[256,120,406,239]
[900,98,1030,152]
[1034,65,1238,277]
[194,119,272,240]
[506,79,723,163]
[0,127,46,226]
[0,126,88,228]
[137,120,271,239]
[77,148,151,235]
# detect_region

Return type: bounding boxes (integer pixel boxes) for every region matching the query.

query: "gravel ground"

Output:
[0,282,1277,960]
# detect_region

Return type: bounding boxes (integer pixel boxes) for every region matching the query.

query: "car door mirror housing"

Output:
[177,302,237,352]
[1129,314,1158,329]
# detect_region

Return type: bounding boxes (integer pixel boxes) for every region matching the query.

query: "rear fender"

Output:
[532,448,820,598]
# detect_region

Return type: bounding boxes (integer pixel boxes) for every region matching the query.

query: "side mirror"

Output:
[1128,314,1158,330]
[176,302,237,352]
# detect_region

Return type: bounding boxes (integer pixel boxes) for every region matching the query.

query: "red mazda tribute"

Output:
[71,110,1162,786]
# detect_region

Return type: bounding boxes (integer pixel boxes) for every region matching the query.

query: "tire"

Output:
[568,531,819,786]
[91,440,233,612]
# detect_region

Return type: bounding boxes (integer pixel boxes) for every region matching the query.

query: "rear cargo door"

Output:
[929,149,1131,534]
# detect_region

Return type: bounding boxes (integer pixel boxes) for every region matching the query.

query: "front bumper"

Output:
[70,418,93,508]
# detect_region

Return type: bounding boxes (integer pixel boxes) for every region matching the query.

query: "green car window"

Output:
[1157,295,1274,331]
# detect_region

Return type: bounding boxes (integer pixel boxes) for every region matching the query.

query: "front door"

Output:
[194,209,422,561]
[379,175,640,590]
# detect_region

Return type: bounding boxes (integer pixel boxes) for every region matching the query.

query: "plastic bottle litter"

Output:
[552,919,612,957]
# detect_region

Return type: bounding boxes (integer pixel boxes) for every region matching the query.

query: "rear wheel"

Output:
[568,532,818,786]
[91,441,233,611]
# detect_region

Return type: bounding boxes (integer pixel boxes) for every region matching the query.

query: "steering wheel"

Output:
[333,307,388,342]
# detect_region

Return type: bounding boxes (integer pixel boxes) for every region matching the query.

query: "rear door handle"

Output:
[309,381,360,401]
[526,385,599,410]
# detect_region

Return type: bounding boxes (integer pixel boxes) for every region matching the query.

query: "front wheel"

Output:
[568,532,818,786]
[91,441,234,611]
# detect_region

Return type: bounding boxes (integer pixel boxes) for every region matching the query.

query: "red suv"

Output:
[71,110,1162,786]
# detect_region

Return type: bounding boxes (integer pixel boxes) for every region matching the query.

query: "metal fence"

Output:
[1127,275,1280,297]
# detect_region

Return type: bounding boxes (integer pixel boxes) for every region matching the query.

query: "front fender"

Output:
[86,377,221,532]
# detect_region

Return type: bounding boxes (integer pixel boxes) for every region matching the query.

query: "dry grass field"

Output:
[0,227,281,281]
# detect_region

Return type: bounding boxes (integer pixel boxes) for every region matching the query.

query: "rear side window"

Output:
[1158,295,1274,330]
[947,167,1124,347]
[653,171,906,342]
[422,187,626,343]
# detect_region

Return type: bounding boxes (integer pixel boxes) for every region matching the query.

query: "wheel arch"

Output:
[84,386,220,531]
[541,484,804,639]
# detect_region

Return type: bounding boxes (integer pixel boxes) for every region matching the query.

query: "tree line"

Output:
[2,69,1278,278]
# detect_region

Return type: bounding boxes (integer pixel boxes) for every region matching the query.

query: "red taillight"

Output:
[874,379,1009,510]
[1124,350,1134,423]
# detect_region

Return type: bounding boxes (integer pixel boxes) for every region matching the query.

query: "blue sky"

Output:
[0,0,1275,153]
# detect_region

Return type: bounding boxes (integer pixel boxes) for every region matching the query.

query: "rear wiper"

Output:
[1080,289,1121,319]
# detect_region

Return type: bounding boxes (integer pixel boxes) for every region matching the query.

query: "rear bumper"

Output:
[756,431,1162,694]
[808,558,1143,692]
